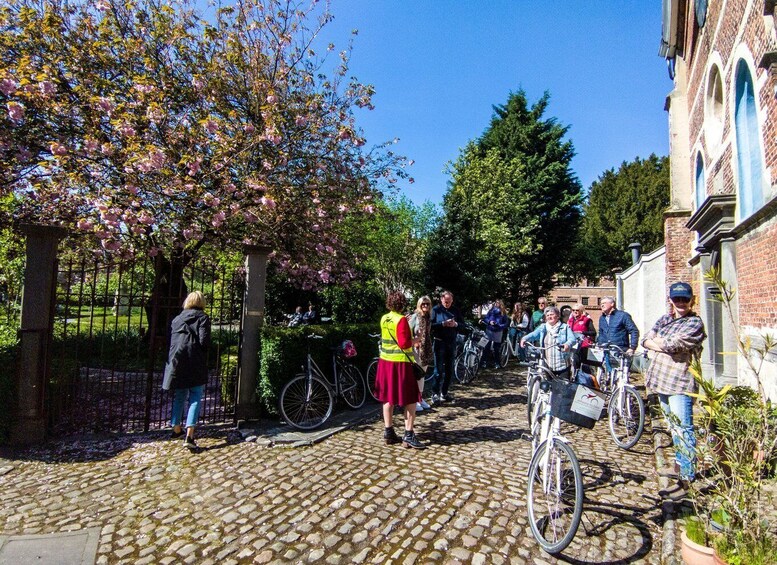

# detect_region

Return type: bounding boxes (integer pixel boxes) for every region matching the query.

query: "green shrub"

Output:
[256,323,378,415]
[0,323,19,444]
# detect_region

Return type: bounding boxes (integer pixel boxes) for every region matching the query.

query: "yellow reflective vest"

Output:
[380,311,413,363]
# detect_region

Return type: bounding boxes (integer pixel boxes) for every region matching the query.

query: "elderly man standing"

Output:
[430,290,465,404]
[597,296,639,371]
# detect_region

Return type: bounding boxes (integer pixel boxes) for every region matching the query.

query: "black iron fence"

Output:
[48,253,244,434]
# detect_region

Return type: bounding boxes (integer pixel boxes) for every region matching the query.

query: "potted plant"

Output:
[683,268,777,565]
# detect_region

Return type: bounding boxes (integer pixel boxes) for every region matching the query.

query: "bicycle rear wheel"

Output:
[608,385,645,449]
[340,364,366,409]
[527,439,584,554]
[366,359,379,402]
[279,373,333,430]
[456,351,479,384]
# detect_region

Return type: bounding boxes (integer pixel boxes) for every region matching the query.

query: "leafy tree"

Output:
[0,0,407,292]
[579,154,670,279]
[425,90,582,308]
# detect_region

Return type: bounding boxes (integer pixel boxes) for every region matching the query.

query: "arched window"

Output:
[695,152,706,209]
[734,60,765,219]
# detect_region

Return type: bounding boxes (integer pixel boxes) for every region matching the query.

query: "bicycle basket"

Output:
[339,340,357,358]
[549,379,606,429]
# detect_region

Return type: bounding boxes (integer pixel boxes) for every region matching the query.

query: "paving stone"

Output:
[0,368,667,564]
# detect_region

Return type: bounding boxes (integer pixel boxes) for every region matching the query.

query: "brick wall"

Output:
[736,216,777,328]
[664,212,695,290]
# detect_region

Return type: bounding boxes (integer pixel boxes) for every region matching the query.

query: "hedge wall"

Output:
[256,323,378,416]
[0,324,19,444]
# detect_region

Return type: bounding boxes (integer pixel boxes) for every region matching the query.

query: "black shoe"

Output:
[184,436,198,451]
[384,427,401,445]
[402,431,427,450]
[441,393,453,402]
[170,428,185,440]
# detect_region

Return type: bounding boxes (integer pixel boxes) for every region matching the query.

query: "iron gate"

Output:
[48,252,245,435]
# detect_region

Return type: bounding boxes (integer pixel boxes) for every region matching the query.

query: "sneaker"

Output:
[383,427,401,445]
[420,399,431,410]
[415,402,424,412]
[402,430,427,450]
[431,393,441,404]
[170,428,185,440]
[441,393,454,402]
[184,436,198,451]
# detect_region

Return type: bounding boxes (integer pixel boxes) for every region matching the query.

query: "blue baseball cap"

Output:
[669,282,693,300]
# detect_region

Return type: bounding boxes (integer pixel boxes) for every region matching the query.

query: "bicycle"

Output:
[525,342,572,428]
[365,333,381,402]
[279,334,366,430]
[454,325,488,384]
[499,328,525,367]
[588,343,646,450]
[524,342,589,554]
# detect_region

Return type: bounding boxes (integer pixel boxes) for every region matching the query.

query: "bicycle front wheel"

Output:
[279,373,333,430]
[499,341,510,368]
[340,364,366,409]
[366,359,379,402]
[455,352,479,384]
[608,385,645,449]
[527,373,540,426]
[527,439,584,554]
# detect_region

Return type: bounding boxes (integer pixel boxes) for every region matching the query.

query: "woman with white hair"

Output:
[520,306,577,377]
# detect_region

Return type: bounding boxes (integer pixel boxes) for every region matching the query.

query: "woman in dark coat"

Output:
[163,291,211,450]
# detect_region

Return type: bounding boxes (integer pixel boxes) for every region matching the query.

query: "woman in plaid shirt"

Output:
[642,282,706,491]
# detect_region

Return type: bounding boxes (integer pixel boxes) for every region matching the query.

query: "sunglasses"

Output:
[671,297,690,303]
[421,303,430,307]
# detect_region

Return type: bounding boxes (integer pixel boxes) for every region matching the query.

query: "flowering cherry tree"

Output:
[0,0,408,290]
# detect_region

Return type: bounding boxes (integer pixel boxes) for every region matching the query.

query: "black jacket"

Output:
[430,304,466,343]
[164,308,211,389]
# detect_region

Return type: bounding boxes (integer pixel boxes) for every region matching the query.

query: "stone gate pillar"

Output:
[236,244,272,422]
[11,224,67,444]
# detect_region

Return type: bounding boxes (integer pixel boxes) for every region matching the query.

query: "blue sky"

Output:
[318,1,672,205]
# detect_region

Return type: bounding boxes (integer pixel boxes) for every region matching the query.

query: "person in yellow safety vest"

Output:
[374,291,427,449]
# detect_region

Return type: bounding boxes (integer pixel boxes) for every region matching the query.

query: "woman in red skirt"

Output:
[375,291,427,449]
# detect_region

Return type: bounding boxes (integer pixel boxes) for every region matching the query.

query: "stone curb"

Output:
[646,394,681,565]
[238,402,383,447]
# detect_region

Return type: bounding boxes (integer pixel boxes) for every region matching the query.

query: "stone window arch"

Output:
[704,63,724,149]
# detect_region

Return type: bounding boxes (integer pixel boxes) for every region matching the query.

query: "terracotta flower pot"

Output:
[681,529,716,565]
[712,551,728,565]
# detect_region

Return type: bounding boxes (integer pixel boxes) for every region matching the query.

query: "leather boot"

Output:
[402,430,427,450]
[383,427,401,445]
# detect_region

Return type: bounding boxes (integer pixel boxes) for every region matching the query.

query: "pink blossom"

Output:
[0,78,16,96]
[101,239,121,251]
[187,158,202,175]
[39,81,55,96]
[96,97,115,115]
[134,83,155,94]
[183,228,196,239]
[243,211,258,223]
[364,205,375,214]
[192,77,205,90]
[295,115,307,126]
[260,196,276,208]
[243,123,255,134]
[126,184,139,195]
[84,139,99,153]
[311,224,320,232]
[212,210,226,227]
[101,143,114,156]
[337,129,351,141]
[266,94,277,104]
[131,225,145,235]
[204,119,219,134]
[118,123,136,137]
[7,102,24,123]
[138,212,155,226]
[148,247,160,257]
[50,142,67,156]
[77,218,94,231]
[338,204,348,213]
[96,0,110,11]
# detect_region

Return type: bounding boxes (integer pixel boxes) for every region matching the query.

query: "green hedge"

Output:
[257,323,379,415]
[0,323,19,444]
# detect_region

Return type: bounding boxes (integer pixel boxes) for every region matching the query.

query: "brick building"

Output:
[548,278,615,327]
[660,0,777,397]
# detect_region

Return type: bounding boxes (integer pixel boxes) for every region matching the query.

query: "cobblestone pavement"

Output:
[1,365,667,564]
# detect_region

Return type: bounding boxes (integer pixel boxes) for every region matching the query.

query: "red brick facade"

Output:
[663,0,777,387]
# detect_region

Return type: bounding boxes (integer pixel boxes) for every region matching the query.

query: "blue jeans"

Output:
[658,393,696,480]
[171,385,205,428]
[432,339,456,396]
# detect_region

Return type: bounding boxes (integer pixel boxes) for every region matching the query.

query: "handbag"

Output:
[386,325,426,380]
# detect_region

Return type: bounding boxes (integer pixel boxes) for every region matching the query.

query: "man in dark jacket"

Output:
[163,291,211,451]
[597,296,639,372]
[430,290,465,403]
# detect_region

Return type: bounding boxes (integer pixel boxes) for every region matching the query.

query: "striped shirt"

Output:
[643,313,706,395]
[543,322,567,372]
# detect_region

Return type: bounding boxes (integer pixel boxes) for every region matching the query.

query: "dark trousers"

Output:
[432,338,456,396]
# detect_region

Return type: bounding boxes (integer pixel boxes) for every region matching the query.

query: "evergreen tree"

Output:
[424,90,582,308]
[580,154,670,279]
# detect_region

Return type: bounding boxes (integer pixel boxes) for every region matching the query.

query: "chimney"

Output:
[628,242,642,265]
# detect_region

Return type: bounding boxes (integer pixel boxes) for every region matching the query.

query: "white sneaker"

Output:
[420,399,431,410]
[431,393,441,404]
[416,402,424,412]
